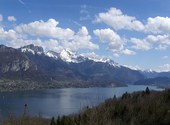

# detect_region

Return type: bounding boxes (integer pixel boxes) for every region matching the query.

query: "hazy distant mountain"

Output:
[134,77,170,88]
[141,70,170,79]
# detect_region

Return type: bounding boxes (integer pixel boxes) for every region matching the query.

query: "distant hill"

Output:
[141,70,170,78]
[134,77,170,88]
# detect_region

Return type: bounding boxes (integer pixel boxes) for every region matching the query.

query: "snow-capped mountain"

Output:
[80,52,119,67]
[19,44,120,67]
[46,49,119,67]
[15,44,145,85]
[46,49,86,63]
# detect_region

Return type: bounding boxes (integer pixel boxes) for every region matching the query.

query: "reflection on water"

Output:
[0,85,163,118]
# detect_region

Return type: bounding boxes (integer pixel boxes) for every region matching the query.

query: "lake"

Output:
[0,85,163,119]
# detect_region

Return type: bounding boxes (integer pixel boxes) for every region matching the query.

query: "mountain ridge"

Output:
[0,44,148,91]
[19,44,145,83]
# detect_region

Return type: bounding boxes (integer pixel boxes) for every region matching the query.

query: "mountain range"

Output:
[0,44,170,90]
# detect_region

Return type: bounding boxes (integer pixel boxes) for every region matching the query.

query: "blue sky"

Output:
[1,0,170,71]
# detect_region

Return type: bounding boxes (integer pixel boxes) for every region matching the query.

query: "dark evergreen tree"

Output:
[145,87,150,94]
[56,116,61,125]
[50,117,56,125]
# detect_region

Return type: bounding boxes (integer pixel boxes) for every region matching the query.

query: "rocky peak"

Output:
[0,45,37,73]
[0,45,15,53]
[19,44,44,55]
[46,51,59,59]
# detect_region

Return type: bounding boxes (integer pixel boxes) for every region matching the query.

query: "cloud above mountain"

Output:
[0,19,99,52]
[1,6,170,71]
[152,64,170,72]
[145,16,170,34]
[94,7,145,31]
[93,28,124,52]
[15,19,74,40]
[93,7,170,57]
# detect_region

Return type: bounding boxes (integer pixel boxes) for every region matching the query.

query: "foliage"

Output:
[53,88,170,125]
[3,114,50,125]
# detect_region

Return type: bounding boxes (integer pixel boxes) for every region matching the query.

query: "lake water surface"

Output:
[0,85,163,119]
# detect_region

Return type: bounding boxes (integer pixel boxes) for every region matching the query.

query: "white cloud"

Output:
[8,38,42,48]
[121,49,136,55]
[7,38,64,53]
[0,28,19,41]
[155,44,168,50]
[94,7,145,31]
[145,16,170,34]
[146,34,170,46]
[94,28,136,56]
[15,19,75,40]
[93,28,124,52]
[94,6,170,45]
[94,7,170,35]
[81,52,101,59]
[155,64,170,72]
[2,21,98,52]
[0,14,3,21]
[64,26,99,51]
[43,39,62,52]
[81,52,112,62]
[8,16,16,22]
[0,28,43,49]
[130,38,151,50]
[130,34,170,51]
[93,28,122,43]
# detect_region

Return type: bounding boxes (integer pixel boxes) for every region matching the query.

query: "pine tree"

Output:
[50,117,56,125]
[145,87,150,94]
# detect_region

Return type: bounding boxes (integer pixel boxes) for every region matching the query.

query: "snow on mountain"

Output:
[46,50,120,67]
[46,49,86,63]
[59,49,81,63]
[46,51,59,59]
[123,65,141,71]
[123,65,158,73]
[45,49,120,66]
[80,52,119,67]
[21,48,36,55]
[20,44,119,67]
[143,69,156,73]
[19,44,44,55]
